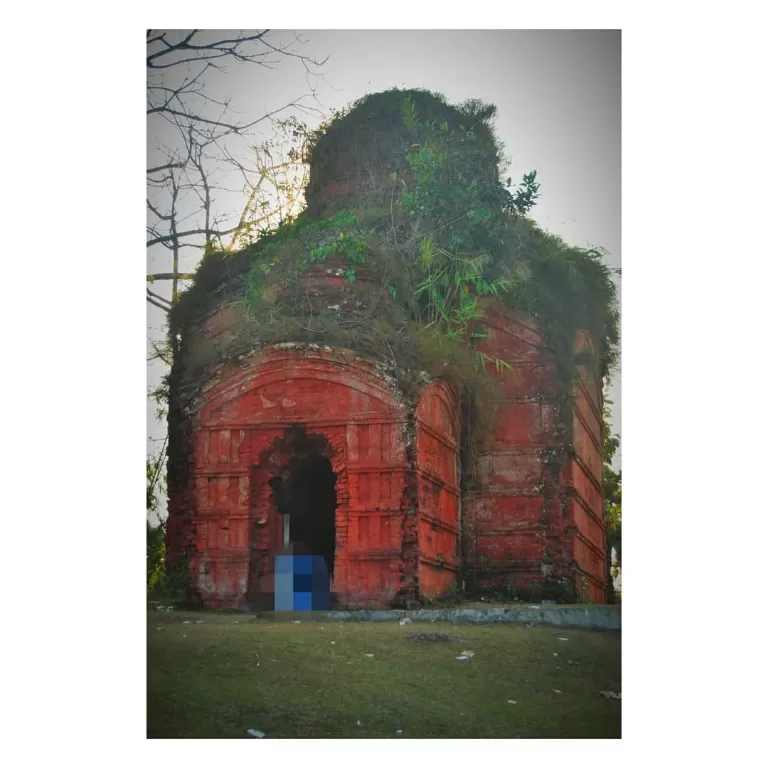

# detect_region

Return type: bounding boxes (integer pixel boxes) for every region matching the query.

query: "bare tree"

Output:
[146,29,325,307]
[146,31,325,523]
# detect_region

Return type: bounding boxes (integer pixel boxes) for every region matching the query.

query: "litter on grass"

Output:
[247,729,265,738]
[599,691,622,699]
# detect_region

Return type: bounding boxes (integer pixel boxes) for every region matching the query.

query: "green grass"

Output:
[147,611,621,739]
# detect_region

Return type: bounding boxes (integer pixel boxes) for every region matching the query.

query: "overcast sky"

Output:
[147,29,621,494]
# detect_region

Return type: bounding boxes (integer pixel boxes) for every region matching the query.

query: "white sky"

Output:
[147,29,622,498]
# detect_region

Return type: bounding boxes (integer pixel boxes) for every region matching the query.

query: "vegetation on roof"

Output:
[168,88,620,472]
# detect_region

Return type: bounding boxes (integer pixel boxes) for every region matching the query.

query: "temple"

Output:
[165,90,610,609]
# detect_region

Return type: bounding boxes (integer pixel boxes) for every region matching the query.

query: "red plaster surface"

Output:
[168,300,608,606]
[415,381,460,597]
[167,190,608,606]
[464,300,608,602]
[169,346,459,608]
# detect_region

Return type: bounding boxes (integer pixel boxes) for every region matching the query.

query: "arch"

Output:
[184,343,412,609]
[246,425,348,609]
[194,346,401,424]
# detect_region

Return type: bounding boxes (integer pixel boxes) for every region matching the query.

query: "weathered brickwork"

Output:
[168,301,606,607]
[463,301,607,602]
[166,141,608,608]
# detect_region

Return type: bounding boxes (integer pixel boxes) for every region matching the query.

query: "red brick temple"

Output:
[165,91,609,609]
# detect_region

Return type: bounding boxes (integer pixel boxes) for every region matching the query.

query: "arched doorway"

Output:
[272,453,338,576]
[247,426,339,608]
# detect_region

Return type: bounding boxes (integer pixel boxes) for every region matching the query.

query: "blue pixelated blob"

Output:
[311,555,331,610]
[294,573,313,593]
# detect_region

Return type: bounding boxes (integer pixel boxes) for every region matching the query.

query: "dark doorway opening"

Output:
[271,453,337,577]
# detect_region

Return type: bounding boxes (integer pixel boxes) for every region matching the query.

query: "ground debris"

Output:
[599,690,621,699]
[399,617,412,626]
[247,729,266,738]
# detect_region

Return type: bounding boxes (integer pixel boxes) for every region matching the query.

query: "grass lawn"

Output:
[147,611,621,739]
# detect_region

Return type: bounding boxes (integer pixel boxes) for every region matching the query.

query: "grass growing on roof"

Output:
[167,88,619,469]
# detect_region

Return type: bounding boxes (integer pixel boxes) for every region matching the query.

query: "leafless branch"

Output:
[147,288,173,308]
[147,161,186,175]
[147,295,171,313]
[146,225,240,249]
[147,28,326,338]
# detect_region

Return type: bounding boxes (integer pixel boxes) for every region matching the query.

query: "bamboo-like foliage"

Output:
[169,89,620,465]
